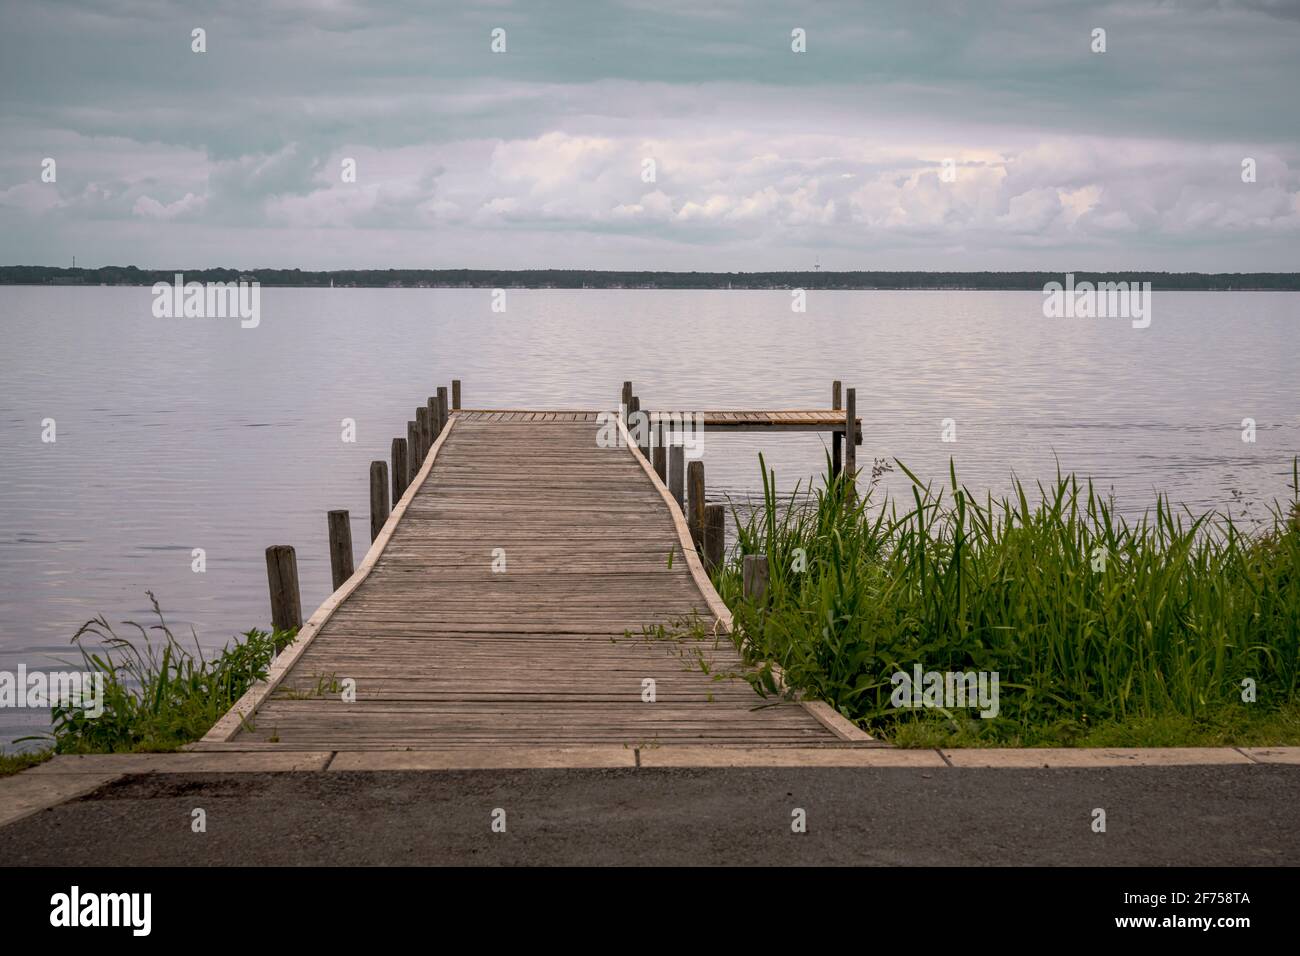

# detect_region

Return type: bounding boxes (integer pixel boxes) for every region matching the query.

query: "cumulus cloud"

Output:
[446,131,1300,247]
[132,191,205,220]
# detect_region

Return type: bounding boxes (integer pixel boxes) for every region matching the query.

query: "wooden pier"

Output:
[199,383,869,753]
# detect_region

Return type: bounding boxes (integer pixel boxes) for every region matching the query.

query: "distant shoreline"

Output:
[3,266,1298,292]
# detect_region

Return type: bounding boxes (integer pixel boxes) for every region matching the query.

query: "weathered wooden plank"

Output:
[219,415,845,750]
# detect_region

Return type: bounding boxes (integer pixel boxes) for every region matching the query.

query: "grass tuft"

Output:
[19,592,296,754]
[0,749,53,776]
[713,454,1300,747]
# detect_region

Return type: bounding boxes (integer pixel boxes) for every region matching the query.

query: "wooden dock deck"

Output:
[461,409,863,440]
[200,391,869,752]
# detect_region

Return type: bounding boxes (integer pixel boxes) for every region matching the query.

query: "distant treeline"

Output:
[3,265,1298,291]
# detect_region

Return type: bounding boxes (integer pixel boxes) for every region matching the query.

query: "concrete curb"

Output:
[638,746,947,768]
[328,747,635,771]
[5,746,1295,824]
[14,745,1300,775]
[0,770,124,829]
[941,747,1259,768]
[1238,747,1300,764]
[26,752,334,774]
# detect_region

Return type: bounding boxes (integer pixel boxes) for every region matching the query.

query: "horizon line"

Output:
[5,265,1300,278]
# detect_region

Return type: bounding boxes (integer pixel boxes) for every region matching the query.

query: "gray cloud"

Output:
[0,0,1296,269]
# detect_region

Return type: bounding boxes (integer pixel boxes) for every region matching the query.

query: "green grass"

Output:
[888,702,1300,749]
[19,592,296,754]
[713,455,1300,747]
[0,749,52,776]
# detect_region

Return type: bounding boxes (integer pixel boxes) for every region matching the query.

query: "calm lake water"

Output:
[1,286,1296,744]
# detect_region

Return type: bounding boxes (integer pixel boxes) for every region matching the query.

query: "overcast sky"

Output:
[1,0,1297,271]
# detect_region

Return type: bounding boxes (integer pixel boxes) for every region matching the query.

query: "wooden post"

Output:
[832,380,843,479]
[844,387,857,501]
[627,395,643,456]
[437,386,449,433]
[669,442,684,508]
[327,510,354,591]
[638,419,651,462]
[370,460,389,542]
[742,553,769,603]
[392,437,409,503]
[630,396,649,460]
[452,379,461,410]
[427,397,438,440]
[406,420,420,483]
[687,461,705,550]
[652,419,667,482]
[703,504,726,573]
[265,545,302,632]
[417,406,431,461]
[621,381,632,424]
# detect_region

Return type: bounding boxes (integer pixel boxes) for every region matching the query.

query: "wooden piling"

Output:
[621,381,633,424]
[427,397,438,440]
[265,545,302,632]
[742,553,769,603]
[687,460,705,550]
[417,406,431,461]
[669,442,684,508]
[832,380,843,478]
[327,510,354,591]
[703,503,726,573]
[627,395,642,456]
[638,415,651,461]
[406,420,420,482]
[452,379,461,410]
[652,421,667,482]
[844,387,857,501]
[392,437,409,503]
[370,460,390,542]
[437,386,449,434]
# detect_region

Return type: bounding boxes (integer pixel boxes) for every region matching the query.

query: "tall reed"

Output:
[714,456,1300,742]
[26,592,296,753]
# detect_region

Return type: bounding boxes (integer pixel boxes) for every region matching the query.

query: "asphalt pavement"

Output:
[4,764,1298,866]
